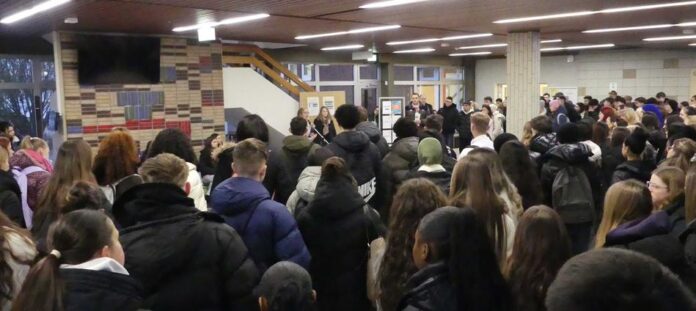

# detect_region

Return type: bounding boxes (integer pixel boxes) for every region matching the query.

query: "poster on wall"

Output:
[323,96,336,115]
[379,97,405,145]
[307,97,320,116]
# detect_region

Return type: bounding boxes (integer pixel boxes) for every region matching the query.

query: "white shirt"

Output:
[458,134,494,159]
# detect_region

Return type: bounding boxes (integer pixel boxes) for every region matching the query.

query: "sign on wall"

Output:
[379,97,405,145]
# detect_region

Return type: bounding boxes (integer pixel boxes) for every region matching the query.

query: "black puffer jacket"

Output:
[0,170,23,227]
[529,133,558,160]
[405,169,452,196]
[264,135,320,205]
[383,136,420,186]
[198,147,216,176]
[355,121,390,158]
[113,183,259,311]
[611,160,655,185]
[297,171,385,311]
[62,268,142,311]
[457,110,475,149]
[397,262,456,311]
[601,145,624,188]
[438,104,459,135]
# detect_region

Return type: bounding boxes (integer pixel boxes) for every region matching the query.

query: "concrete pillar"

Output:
[379,62,394,97]
[463,59,476,102]
[506,32,540,137]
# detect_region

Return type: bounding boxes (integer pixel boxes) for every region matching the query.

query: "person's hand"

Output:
[308,132,317,141]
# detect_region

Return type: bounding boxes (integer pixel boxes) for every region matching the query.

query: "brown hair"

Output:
[139,153,189,188]
[522,121,533,146]
[318,106,332,124]
[653,166,686,211]
[19,137,47,151]
[378,179,446,311]
[686,165,696,223]
[92,130,139,186]
[468,148,524,220]
[232,138,268,177]
[470,112,490,134]
[661,138,696,173]
[297,107,307,118]
[506,206,571,311]
[0,210,32,308]
[357,106,369,122]
[595,180,653,248]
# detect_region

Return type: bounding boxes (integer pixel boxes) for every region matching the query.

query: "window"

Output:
[318,64,353,82]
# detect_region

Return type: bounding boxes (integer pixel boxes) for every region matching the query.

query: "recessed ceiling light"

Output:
[321,44,365,51]
[494,1,696,24]
[360,0,429,9]
[393,48,435,53]
[540,39,563,43]
[456,43,508,50]
[295,25,400,40]
[172,13,270,32]
[644,34,696,41]
[689,43,696,46]
[449,52,492,56]
[540,43,615,52]
[1,0,71,24]
[387,33,492,46]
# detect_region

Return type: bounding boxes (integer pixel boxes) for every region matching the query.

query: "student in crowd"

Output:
[457,100,476,151]
[437,96,459,148]
[649,166,686,237]
[419,94,434,120]
[114,153,259,310]
[198,133,222,181]
[450,156,515,263]
[17,137,51,172]
[611,127,655,184]
[458,112,493,159]
[528,115,558,163]
[662,138,696,173]
[146,128,206,211]
[92,129,142,205]
[500,141,544,209]
[318,104,384,209]
[13,210,142,311]
[62,181,110,213]
[297,157,385,311]
[255,261,316,311]
[680,106,696,126]
[546,248,696,311]
[0,122,18,150]
[468,148,525,222]
[8,137,52,220]
[420,114,457,164]
[372,178,446,311]
[681,166,696,270]
[32,140,95,252]
[383,117,420,193]
[594,122,621,189]
[577,121,602,166]
[492,133,518,154]
[549,99,569,132]
[264,117,320,205]
[284,154,325,217]
[0,144,23,227]
[594,180,654,249]
[404,138,452,195]
[313,106,336,145]
[481,104,499,139]
[0,210,36,311]
[406,93,421,113]
[355,106,390,158]
[212,138,309,273]
[297,107,316,142]
[399,207,512,311]
[506,206,571,311]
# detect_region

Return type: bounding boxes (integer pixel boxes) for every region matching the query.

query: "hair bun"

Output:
[320,156,350,179]
[626,127,649,155]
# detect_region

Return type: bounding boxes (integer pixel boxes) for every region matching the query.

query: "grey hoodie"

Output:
[355,121,389,158]
[286,166,322,215]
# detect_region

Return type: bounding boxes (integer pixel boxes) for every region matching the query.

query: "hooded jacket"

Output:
[383,136,420,186]
[552,106,570,133]
[9,150,50,212]
[419,129,458,166]
[297,172,385,311]
[437,104,459,135]
[397,262,456,311]
[457,109,476,148]
[211,177,310,273]
[264,135,320,205]
[285,166,321,217]
[611,160,656,185]
[355,121,390,158]
[61,261,142,311]
[114,183,259,311]
[0,170,22,227]
[529,133,558,162]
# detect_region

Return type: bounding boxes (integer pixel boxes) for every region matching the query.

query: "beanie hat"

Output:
[642,104,664,128]
[418,138,442,166]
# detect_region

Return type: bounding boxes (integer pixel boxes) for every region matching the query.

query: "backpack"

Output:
[551,165,595,224]
[12,166,46,229]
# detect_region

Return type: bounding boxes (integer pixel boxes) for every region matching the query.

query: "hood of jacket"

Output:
[113,183,198,228]
[614,160,655,181]
[355,122,382,145]
[333,130,372,153]
[545,143,593,164]
[296,166,321,202]
[307,174,365,220]
[283,135,315,154]
[9,150,50,171]
[605,211,671,246]
[389,136,419,163]
[211,177,270,217]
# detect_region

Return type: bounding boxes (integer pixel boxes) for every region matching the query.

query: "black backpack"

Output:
[552,165,595,224]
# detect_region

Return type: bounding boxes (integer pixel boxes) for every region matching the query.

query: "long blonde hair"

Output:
[594,180,652,248]
[653,166,686,211]
[19,136,47,151]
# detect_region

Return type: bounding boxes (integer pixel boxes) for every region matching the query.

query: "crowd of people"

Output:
[0,88,693,310]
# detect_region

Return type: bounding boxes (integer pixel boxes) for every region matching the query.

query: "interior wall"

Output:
[475,48,696,103]
[57,33,225,150]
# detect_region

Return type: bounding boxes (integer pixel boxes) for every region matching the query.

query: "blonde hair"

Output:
[522,121,533,147]
[139,153,189,188]
[471,112,491,133]
[594,180,652,248]
[20,136,47,151]
[653,166,686,211]
[623,108,639,125]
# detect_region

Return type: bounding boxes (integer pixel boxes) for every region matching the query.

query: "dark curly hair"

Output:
[93,129,140,186]
[146,128,197,164]
[377,178,447,311]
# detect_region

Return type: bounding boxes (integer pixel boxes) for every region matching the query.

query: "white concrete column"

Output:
[506,32,540,137]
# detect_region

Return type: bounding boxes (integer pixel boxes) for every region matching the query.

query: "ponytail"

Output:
[11,253,64,311]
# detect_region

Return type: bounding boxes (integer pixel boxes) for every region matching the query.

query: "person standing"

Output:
[550,99,569,133]
[458,112,494,159]
[406,94,420,113]
[437,96,458,148]
[418,95,434,123]
[313,106,336,145]
[457,100,476,151]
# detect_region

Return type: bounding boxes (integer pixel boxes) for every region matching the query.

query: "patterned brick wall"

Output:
[58,33,225,151]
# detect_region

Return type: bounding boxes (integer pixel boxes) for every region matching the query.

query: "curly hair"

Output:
[93,129,139,186]
[146,128,197,164]
[377,178,446,311]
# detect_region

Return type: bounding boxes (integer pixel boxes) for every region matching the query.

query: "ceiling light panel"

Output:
[456,43,508,50]
[172,13,269,32]
[1,0,71,24]
[644,35,696,41]
[321,44,365,51]
[393,48,436,53]
[449,52,492,56]
[540,44,615,52]
[387,33,492,46]
[296,25,400,40]
[360,0,429,9]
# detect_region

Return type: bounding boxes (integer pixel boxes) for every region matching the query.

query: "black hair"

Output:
[63,181,110,214]
[584,96,593,100]
[589,99,600,106]
[290,117,308,136]
[393,117,419,139]
[666,115,684,129]
[642,112,660,131]
[685,106,696,116]
[236,114,269,143]
[496,98,503,103]
[334,105,360,130]
[647,97,658,105]
[624,127,649,155]
[681,101,690,109]
[418,206,512,310]
[484,96,493,102]
[610,127,631,148]
[424,114,443,132]
[446,96,453,101]
[0,121,11,134]
[146,128,197,164]
[557,123,580,144]
[668,99,680,114]
[493,133,518,153]
[615,97,626,104]
[530,116,553,134]
[577,121,594,141]
[635,97,647,104]
[499,141,544,208]
[546,248,696,311]
[255,261,315,311]
[203,133,219,150]
[656,91,666,98]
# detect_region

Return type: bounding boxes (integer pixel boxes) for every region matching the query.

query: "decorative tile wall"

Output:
[59,33,225,151]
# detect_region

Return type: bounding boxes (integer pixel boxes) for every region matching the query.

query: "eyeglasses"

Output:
[647,181,668,190]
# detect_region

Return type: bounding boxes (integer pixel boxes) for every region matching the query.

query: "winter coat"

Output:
[185,162,207,211]
[457,110,476,149]
[405,169,452,196]
[611,160,655,185]
[286,166,321,217]
[680,220,696,272]
[1,229,36,311]
[664,194,686,238]
[383,136,420,186]
[297,171,385,311]
[551,109,569,133]
[198,147,216,176]
[356,121,390,158]
[529,133,558,164]
[264,136,320,205]
[437,104,459,135]
[649,130,667,163]
[313,117,337,144]
[0,171,23,227]
[61,259,142,311]
[601,145,624,188]
[397,262,456,311]
[211,177,310,273]
[9,150,50,212]
[113,183,259,311]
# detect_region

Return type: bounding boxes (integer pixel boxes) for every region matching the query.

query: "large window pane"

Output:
[320,85,354,106]
[394,66,414,81]
[0,58,32,83]
[417,67,440,81]
[318,64,353,82]
[0,89,36,136]
[300,64,315,82]
[42,61,55,82]
[394,85,414,101]
[359,65,378,80]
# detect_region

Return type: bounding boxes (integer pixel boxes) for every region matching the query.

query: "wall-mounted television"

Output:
[76,35,161,85]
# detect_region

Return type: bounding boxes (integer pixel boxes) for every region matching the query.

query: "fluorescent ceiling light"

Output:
[584,24,673,33]
[387,33,492,46]
[295,25,400,40]
[387,38,439,45]
[541,39,563,43]
[690,43,696,46]
[541,43,615,52]
[449,52,492,56]
[1,0,70,24]
[540,47,565,52]
[393,48,436,53]
[360,0,429,9]
[172,13,269,32]
[456,43,508,50]
[495,1,696,24]
[644,35,696,41]
[321,44,365,51]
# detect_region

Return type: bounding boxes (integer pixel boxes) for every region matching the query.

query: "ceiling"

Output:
[2,0,696,57]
